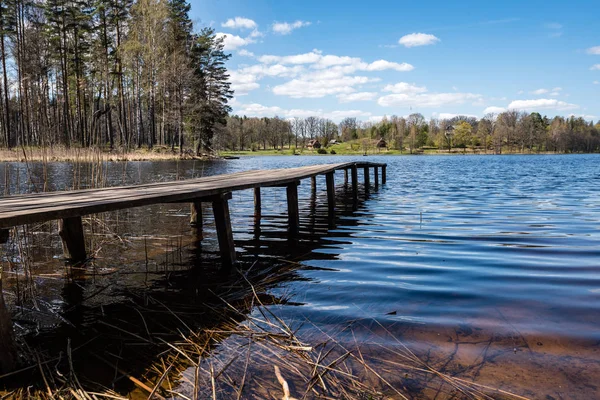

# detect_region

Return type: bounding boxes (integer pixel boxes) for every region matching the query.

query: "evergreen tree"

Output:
[189,27,232,154]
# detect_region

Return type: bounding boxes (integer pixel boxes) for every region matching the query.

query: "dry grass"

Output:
[0,260,533,400]
[0,146,203,163]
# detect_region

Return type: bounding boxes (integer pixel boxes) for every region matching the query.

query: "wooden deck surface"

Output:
[0,161,385,229]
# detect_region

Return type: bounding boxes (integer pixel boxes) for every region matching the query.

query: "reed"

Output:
[0,145,202,163]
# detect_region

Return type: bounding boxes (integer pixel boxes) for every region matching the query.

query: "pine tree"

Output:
[189,27,232,155]
[0,0,14,147]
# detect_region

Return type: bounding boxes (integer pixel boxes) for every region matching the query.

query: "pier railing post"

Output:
[190,201,203,227]
[374,166,379,188]
[286,182,300,235]
[212,192,236,269]
[310,176,317,196]
[254,187,262,225]
[363,167,370,190]
[59,216,87,262]
[382,165,387,184]
[351,165,358,208]
[326,172,335,217]
[344,169,349,185]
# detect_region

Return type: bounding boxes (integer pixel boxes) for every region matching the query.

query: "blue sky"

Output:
[192,0,600,122]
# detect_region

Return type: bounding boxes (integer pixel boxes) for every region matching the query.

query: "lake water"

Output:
[1,154,599,398]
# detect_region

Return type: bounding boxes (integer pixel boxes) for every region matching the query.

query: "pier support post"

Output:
[0,270,16,374]
[310,176,317,196]
[190,201,203,227]
[374,167,379,188]
[344,169,349,185]
[382,165,387,184]
[0,229,8,244]
[286,182,300,235]
[212,192,236,269]
[59,216,87,262]
[254,187,262,224]
[363,167,370,190]
[326,172,335,217]
[351,165,358,208]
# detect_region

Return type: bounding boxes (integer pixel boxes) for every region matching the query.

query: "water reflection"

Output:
[1,154,600,398]
[0,161,378,392]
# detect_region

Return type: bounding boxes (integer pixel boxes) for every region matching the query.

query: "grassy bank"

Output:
[0,143,572,163]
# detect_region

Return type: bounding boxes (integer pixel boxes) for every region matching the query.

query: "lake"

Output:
[1,154,599,398]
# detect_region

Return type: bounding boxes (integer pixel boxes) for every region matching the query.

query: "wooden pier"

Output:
[0,162,387,268]
[0,161,386,373]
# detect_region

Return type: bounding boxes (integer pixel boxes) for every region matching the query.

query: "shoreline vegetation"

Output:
[0,142,593,163]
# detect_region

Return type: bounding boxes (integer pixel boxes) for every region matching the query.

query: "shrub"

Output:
[317,148,327,154]
[330,149,336,154]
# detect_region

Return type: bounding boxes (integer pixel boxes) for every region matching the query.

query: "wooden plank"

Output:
[211,193,236,269]
[0,162,388,230]
[286,182,300,235]
[190,201,203,227]
[325,172,335,217]
[58,216,87,262]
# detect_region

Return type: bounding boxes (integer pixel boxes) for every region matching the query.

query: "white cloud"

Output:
[251,50,414,99]
[569,114,597,121]
[215,32,255,50]
[222,17,257,30]
[240,63,304,78]
[368,116,385,123]
[591,64,600,70]
[233,101,371,121]
[228,71,260,95]
[258,50,414,75]
[379,92,481,108]
[586,46,600,55]
[272,20,311,35]
[507,99,579,111]
[259,51,322,65]
[483,106,507,115]
[365,60,414,72]
[433,113,478,120]
[273,75,377,98]
[594,81,599,85]
[517,90,524,94]
[398,33,440,47]
[378,82,481,108]
[382,82,427,94]
[532,87,562,97]
[337,92,378,103]
[237,49,255,57]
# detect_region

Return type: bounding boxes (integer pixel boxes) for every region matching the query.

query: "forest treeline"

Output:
[0,0,597,156]
[0,0,231,154]
[221,112,600,154]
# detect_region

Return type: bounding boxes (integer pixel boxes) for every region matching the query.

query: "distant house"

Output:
[376,138,387,148]
[307,139,322,150]
[328,139,339,145]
